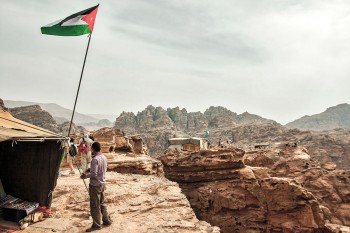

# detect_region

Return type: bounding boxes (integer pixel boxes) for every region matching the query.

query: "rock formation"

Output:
[115,105,275,154]
[4,101,100,125]
[201,122,350,170]
[108,156,163,176]
[0,99,8,112]
[286,103,350,131]
[9,105,60,133]
[160,146,350,232]
[59,121,85,136]
[116,105,275,134]
[115,106,350,170]
[50,151,220,233]
[92,127,135,153]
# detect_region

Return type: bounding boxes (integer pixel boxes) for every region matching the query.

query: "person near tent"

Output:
[67,138,77,174]
[80,141,112,232]
[78,131,93,172]
[59,139,76,175]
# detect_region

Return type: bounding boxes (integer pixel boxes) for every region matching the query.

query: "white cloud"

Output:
[1,0,350,124]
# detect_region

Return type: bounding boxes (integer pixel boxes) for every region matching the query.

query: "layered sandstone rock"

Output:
[115,105,275,155]
[108,155,163,176]
[9,105,60,133]
[115,105,350,170]
[92,127,148,154]
[205,123,350,170]
[244,146,350,229]
[22,172,220,233]
[160,146,350,232]
[31,153,220,233]
[115,104,350,170]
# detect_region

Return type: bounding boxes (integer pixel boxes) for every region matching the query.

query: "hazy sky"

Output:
[1,1,350,124]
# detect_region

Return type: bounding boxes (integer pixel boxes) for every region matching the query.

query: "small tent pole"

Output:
[67,33,92,137]
[72,157,89,191]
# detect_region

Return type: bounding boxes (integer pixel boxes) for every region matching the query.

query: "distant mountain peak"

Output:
[116,105,275,133]
[286,103,350,131]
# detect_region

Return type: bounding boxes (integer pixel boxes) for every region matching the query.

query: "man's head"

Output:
[91,141,101,155]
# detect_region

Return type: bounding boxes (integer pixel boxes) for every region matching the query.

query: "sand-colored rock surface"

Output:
[160,146,350,233]
[19,155,219,233]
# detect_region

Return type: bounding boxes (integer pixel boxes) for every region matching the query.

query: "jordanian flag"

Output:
[41,5,99,36]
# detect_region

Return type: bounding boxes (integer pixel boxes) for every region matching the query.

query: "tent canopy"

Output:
[0,111,64,206]
[0,111,64,142]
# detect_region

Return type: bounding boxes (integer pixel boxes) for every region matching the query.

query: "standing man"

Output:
[80,142,112,232]
[79,131,93,172]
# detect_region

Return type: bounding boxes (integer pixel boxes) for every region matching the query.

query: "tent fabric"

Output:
[0,140,62,206]
[0,111,62,142]
[0,179,6,200]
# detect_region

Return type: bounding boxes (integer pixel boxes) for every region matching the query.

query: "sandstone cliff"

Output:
[115,105,276,155]
[9,105,60,133]
[116,105,275,134]
[200,122,350,170]
[286,103,350,131]
[160,146,350,232]
[44,153,220,233]
[115,105,350,170]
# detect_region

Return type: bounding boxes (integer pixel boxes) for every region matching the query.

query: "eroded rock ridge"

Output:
[160,146,350,232]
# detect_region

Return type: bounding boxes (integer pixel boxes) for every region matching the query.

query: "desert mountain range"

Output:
[4,100,350,131]
[3,99,350,170]
[286,103,350,131]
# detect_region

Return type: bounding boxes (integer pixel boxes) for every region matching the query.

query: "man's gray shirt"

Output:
[86,153,107,186]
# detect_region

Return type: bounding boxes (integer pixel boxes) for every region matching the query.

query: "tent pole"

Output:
[66,34,92,193]
[67,33,93,137]
[72,157,89,192]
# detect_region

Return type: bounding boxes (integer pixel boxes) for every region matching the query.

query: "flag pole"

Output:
[67,33,92,137]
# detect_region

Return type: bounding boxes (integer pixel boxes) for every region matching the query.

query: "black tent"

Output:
[0,111,66,207]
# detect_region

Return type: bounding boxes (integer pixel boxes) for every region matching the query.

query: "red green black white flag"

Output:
[41,5,99,36]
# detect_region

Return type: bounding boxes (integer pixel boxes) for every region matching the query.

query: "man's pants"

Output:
[89,184,111,228]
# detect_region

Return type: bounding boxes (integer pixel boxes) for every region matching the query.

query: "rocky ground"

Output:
[160,145,350,233]
[18,154,219,233]
[0,146,349,233]
[115,105,350,170]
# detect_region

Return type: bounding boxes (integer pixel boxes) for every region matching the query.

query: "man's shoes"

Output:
[103,216,113,226]
[103,221,112,226]
[85,226,102,232]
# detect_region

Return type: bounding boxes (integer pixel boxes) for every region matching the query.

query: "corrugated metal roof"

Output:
[0,111,64,142]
